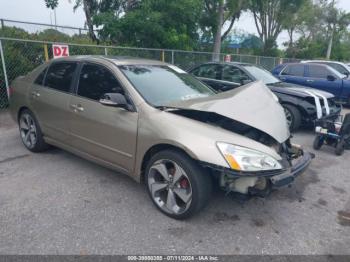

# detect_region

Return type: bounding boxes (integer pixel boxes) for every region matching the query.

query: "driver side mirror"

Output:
[327,75,336,81]
[99,93,131,110]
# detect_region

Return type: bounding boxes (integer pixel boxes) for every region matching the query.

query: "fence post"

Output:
[0,40,10,99]
[161,50,165,62]
[0,19,4,29]
[44,44,49,61]
[171,50,174,64]
[104,47,108,56]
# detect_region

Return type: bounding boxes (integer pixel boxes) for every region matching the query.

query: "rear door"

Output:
[30,61,78,144]
[304,64,343,97]
[69,62,138,173]
[279,64,306,86]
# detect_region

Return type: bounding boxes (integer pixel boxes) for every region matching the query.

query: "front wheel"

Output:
[283,104,302,132]
[145,149,212,219]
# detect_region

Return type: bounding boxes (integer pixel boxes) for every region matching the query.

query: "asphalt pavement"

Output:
[0,109,350,255]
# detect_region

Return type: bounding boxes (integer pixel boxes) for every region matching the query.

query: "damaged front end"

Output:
[208,141,314,198]
[166,81,314,198]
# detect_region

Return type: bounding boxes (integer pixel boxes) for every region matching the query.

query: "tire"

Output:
[18,109,49,152]
[145,149,212,219]
[335,139,345,156]
[313,135,324,150]
[283,104,302,132]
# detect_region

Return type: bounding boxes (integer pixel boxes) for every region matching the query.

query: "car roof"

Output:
[195,61,257,67]
[50,55,168,66]
[301,60,346,66]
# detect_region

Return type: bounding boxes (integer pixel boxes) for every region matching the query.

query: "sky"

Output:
[1,0,350,46]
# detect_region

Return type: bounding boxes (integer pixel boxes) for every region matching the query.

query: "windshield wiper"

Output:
[154,105,179,111]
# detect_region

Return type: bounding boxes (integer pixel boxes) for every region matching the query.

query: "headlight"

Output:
[216,142,282,172]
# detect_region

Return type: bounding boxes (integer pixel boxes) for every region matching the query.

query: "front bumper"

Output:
[203,149,314,196]
[270,152,314,188]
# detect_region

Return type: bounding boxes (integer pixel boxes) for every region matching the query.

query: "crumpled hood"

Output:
[269,82,334,98]
[167,81,290,143]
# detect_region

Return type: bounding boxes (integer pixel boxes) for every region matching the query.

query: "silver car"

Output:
[10,56,313,219]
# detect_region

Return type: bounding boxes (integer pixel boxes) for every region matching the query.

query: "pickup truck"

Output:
[272,63,350,105]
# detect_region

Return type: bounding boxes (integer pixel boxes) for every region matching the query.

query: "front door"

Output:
[69,62,138,173]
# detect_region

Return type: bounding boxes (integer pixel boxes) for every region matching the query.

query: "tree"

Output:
[94,0,202,50]
[249,0,305,55]
[73,0,98,42]
[44,0,59,28]
[44,0,58,9]
[200,0,246,61]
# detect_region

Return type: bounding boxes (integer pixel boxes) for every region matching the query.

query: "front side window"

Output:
[326,63,348,75]
[77,64,123,101]
[44,62,77,92]
[120,65,215,106]
[281,64,305,77]
[243,65,279,85]
[221,65,249,83]
[192,64,221,80]
[308,65,330,79]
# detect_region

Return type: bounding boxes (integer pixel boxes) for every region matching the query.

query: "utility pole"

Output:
[326,0,336,59]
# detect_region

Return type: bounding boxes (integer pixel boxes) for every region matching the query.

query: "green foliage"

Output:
[249,0,306,55]
[44,0,59,10]
[94,0,202,50]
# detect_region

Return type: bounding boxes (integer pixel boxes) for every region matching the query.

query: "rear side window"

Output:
[34,67,47,85]
[308,65,329,79]
[77,64,124,101]
[281,64,304,77]
[44,62,77,92]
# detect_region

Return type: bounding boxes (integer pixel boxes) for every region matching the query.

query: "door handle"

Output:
[306,79,314,83]
[31,91,40,98]
[70,104,84,112]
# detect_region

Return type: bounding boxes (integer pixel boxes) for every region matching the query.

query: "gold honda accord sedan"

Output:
[10,56,313,219]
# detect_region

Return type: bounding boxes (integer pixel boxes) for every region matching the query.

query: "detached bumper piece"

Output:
[270,152,314,188]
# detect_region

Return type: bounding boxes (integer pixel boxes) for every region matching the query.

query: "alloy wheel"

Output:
[147,159,192,215]
[19,113,37,149]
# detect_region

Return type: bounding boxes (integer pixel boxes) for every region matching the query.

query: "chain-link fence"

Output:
[0,18,94,36]
[0,37,300,109]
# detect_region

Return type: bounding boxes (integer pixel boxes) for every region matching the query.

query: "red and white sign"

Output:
[224,55,231,62]
[52,44,69,59]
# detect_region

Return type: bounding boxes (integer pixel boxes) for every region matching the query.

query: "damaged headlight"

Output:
[216,142,282,172]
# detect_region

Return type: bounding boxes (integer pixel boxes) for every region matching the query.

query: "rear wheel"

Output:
[283,104,302,132]
[145,149,212,219]
[335,139,345,156]
[313,135,324,150]
[19,109,49,152]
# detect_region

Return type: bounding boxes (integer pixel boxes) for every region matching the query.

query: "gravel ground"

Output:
[0,109,350,255]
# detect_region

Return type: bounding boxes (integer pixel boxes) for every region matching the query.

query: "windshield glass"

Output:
[243,65,280,85]
[119,65,215,106]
